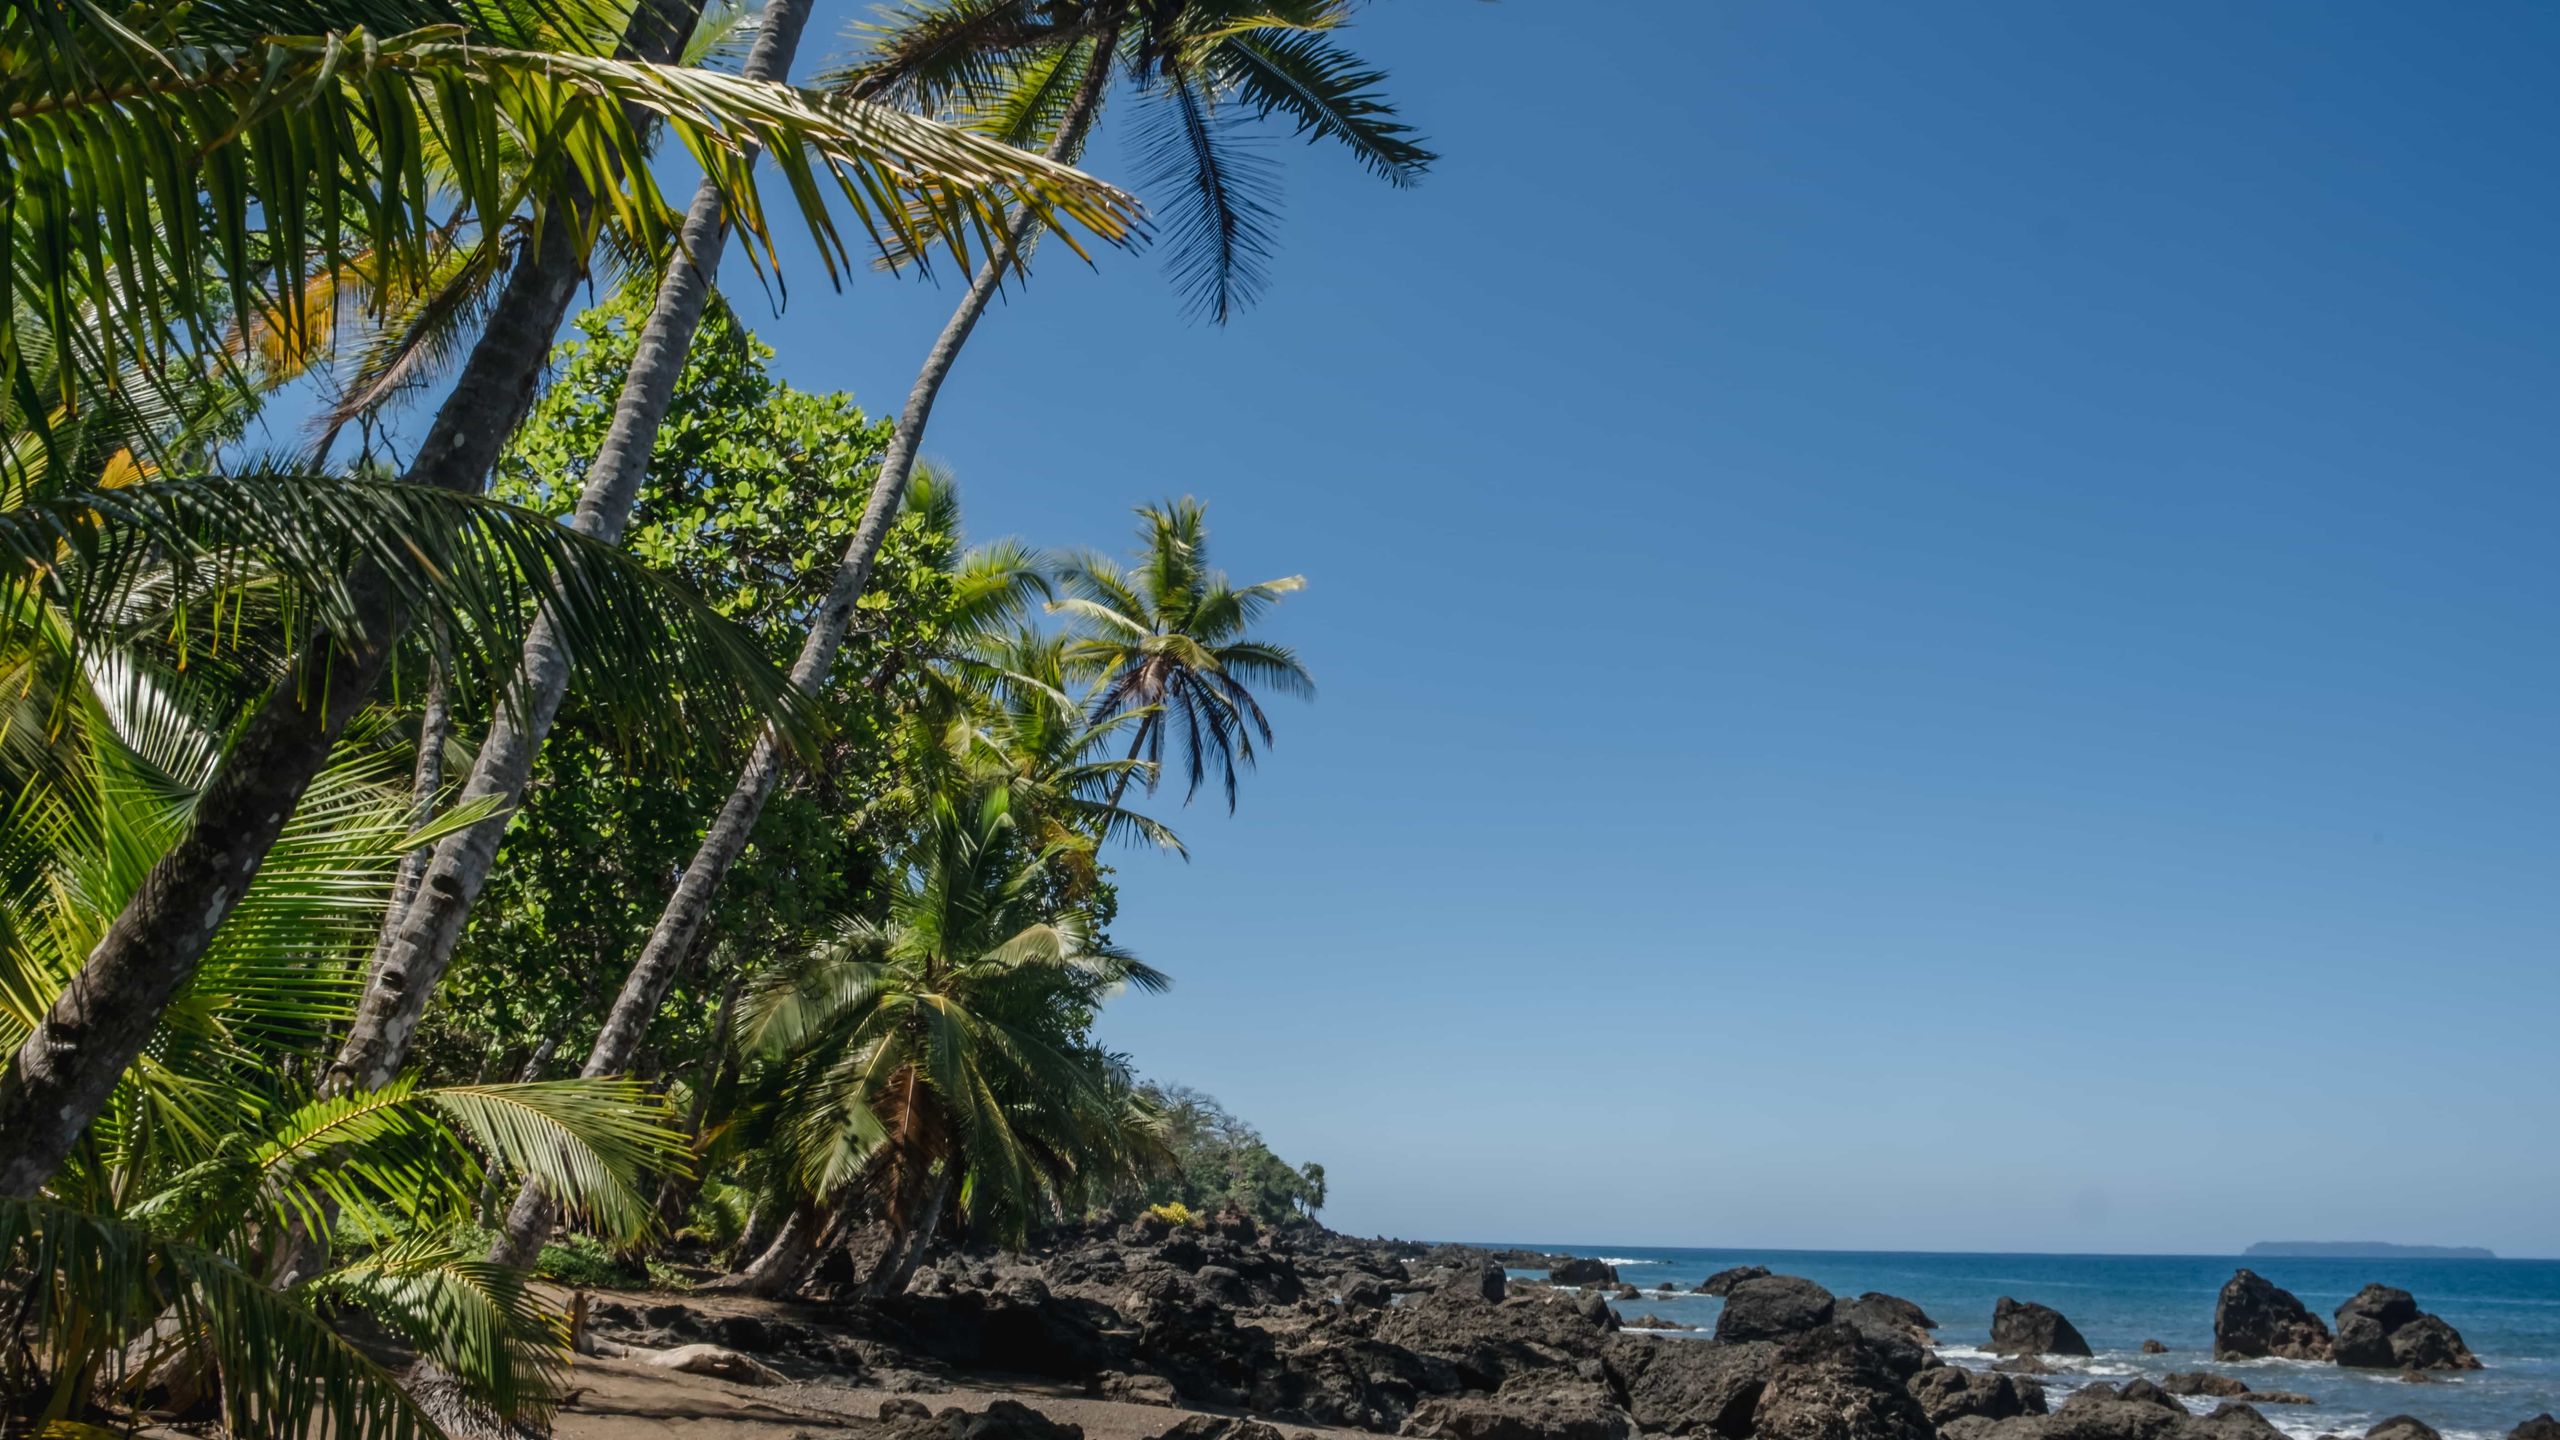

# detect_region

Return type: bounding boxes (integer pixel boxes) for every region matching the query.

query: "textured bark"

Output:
[0,0,702,1200]
[509,28,1129,1219]
[329,0,815,1099]
[366,658,450,966]
[739,1203,826,1299]
[862,1166,953,1300]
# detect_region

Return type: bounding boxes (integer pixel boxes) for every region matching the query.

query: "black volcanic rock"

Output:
[1751,1324,1937,1440]
[2213,1271,2333,1362]
[1908,1367,2045,1425]
[1697,1266,1775,1296]
[1603,1336,1777,1437]
[2509,1419,2560,1440]
[1551,1258,1619,1287]
[1715,1276,1838,1343]
[2366,1419,2443,1440]
[2160,1374,2250,1399]
[1989,1298,2093,1358]
[2333,1286,2481,1371]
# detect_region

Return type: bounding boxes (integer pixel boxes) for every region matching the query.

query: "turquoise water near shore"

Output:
[1499,1246,2560,1440]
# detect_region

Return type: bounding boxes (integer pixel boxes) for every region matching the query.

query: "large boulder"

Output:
[1749,1325,1937,1440]
[1907,1367,2046,1425]
[1716,1277,1839,1343]
[2366,1419,2443,1440]
[2332,1286,2481,1371]
[1989,1299,2093,1358]
[882,1401,1087,1440]
[1698,1267,1775,1297]
[1603,1336,1778,1437]
[2213,1271,2332,1362]
[2511,1419,2560,1440]
[1375,1287,1614,1393]
[1835,1295,1937,1377]
[1552,1258,1620,1287]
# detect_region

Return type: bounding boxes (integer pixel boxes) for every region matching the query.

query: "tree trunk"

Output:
[0,0,700,1201]
[492,33,1129,1246]
[862,1166,953,1301]
[738,1202,826,1299]
[368,654,449,966]
[329,0,816,1098]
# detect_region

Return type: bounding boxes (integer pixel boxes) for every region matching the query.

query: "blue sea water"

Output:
[1497,1246,2560,1440]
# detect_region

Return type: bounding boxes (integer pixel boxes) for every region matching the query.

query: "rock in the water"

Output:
[1990,1298,2093,1358]
[1603,1336,1778,1437]
[1716,1276,1839,1343]
[2245,1393,2315,1407]
[2366,1419,2443,1440]
[1578,1292,1621,1331]
[2140,1341,2169,1355]
[1401,1390,1632,1440]
[1750,1325,1937,1440]
[2333,1287,2481,1371]
[1551,1258,1619,1287]
[2213,1271,2333,1362]
[1907,1367,2046,1425]
[1697,1266,1775,1297]
[2160,1374,2251,1399]
[1620,1314,1696,1332]
[1993,1356,2056,1376]
[1851,1294,1939,1333]
[2510,1419,2560,1440]
[2113,1381,2188,1415]
[645,1343,785,1385]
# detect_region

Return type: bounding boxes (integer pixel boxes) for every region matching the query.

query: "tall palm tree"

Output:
[338,0,1143,1102]
[1056,497,1314,811]
[735,779,1168,1299]
[0,0,1139,1198]
[580,0,1427,1182]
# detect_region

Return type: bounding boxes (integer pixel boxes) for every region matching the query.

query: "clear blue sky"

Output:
[704,0,2560,1255]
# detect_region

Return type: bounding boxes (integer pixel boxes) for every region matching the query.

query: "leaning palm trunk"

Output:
[862,1165,955,1301]
[489,19,1124,1263]
[326,0,818,1099]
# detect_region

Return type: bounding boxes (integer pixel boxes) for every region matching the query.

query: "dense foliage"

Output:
[0,0,1419,1428]
[1136,1084,1328,1226]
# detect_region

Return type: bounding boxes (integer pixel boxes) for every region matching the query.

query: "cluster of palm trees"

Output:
[4,0,1424,1428]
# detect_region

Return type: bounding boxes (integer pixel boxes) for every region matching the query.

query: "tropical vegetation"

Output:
[1,0,1424,1425]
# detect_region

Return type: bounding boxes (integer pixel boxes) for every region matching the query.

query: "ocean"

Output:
[1497,1245,2560,1440]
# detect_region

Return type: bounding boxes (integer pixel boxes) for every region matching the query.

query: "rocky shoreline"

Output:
[556,1220,2558,1440]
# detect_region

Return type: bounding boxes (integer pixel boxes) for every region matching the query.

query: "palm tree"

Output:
[734,780,1168,1298]
[586,0,1428,1167]
[0,623,682,1434]
[0,0,1139,1197]
[1056,497,1314,811]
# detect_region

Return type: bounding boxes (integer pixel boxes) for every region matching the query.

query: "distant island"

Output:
[2245,1241,2497,1260]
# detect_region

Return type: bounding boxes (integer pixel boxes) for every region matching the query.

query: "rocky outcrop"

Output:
[1551,1258,1619,1287]
[1907,1367,2046,1425]
[1716,1277,1839,1343]
[1848,1294,1938,1335]
[1374,1286,1613,1393]
[1603,1336,1777,1437]
[1751,1324,1938,1440]
[2511,1419,2560,1440]
[2332,1286,2481,1371]
[2366,1419,2443,1440]
[2213,1271,2332,1362]
[1989,1299,2092,1358]
[2159,1374,2249,1399]
[2139,1341,2168,1355]
[1147,1418,1286,1440]
[1698,1266,1775,1296]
